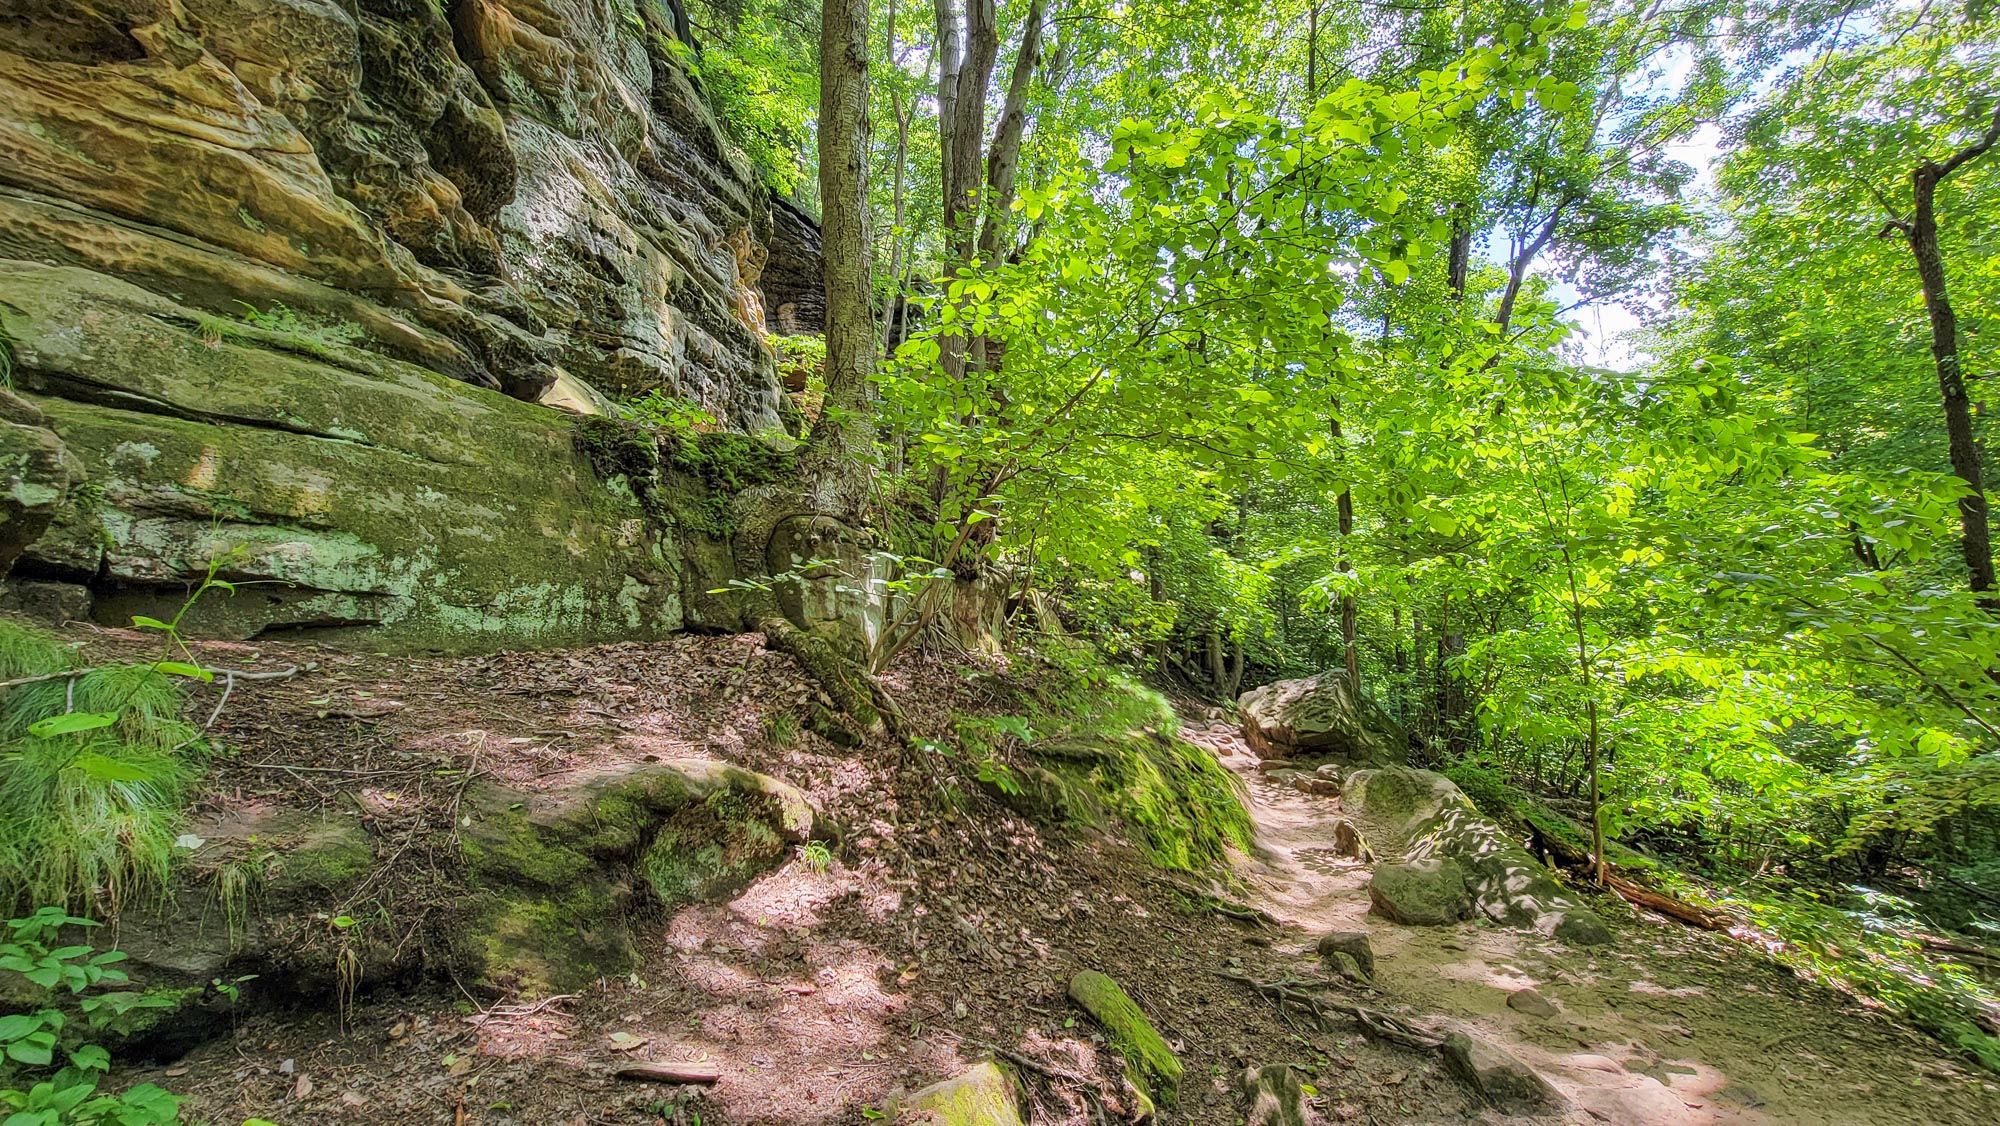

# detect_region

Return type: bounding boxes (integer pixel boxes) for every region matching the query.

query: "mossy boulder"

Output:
[894,1060,1026,1125]
[988,729,1252,872]
[1068,969,1182,1106]
[457,759,818,993]
[1347,767,1610,944]
[1369,857,1475,926]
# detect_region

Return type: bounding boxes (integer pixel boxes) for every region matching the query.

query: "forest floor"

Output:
[69,628,2000,1124]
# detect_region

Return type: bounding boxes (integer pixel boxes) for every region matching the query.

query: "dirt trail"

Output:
[1178,719,2000,1126]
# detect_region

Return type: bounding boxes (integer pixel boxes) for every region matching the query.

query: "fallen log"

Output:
[1604,873,1729,931]
[613,1061,722,1085]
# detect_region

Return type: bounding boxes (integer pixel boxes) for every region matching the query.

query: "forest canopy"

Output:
[730,0,2000,1063]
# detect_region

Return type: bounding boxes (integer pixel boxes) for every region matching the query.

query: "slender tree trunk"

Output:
[807,0,876,504]
[1446,201,1472,298]
[1495,201,1568,335]
[1886,131,1999,604]
[881,90,912,353]
[1331,409,1358,697]
[977,0,1045,262]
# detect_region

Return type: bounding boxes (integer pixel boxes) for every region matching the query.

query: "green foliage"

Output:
[0,559,236,914]
[0,908,184,1125]
[200,301,363,362]
[0,626,198,915]
[672,0,818,195]
[620,390,718,433]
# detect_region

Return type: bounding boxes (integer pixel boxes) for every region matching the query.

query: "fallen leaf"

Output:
[292,1074,314,1100]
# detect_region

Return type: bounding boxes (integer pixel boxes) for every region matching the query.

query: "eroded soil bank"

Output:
[64,628,2000,1124]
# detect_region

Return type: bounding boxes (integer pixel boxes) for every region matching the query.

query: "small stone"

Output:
[1442,1030,1558,1111]
[1506,987,1557,1018]
[1317,931,1375,979]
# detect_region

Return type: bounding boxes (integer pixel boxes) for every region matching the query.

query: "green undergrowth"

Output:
[1447,761,2000,1072]
[1443,761,1655,870]
[957,641,1252,871]
[1663,873,2000,1074]
[0,621,202,915]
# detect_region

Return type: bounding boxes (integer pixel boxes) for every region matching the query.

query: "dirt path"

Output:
[1178,719,2000,1126]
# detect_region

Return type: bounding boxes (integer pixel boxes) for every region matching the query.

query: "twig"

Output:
[0,662,308,691]
[245,762,411,777]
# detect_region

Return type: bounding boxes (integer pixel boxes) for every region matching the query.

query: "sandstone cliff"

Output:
[0,0,822,646]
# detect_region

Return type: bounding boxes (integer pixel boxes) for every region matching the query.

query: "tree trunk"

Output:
[1896,159,1996,604]
[806,0,877,507]
[976,0,1045,263]
[1331,410,1359,697]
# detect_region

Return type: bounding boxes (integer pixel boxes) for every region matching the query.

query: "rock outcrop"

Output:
[1345,767,1611,944]
[0,0,824,647]
[763,194,826,336]
[101,756,823,1034]
[1237,672,1404,763]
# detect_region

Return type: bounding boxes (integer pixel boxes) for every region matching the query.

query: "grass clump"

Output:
[0,622,202,916]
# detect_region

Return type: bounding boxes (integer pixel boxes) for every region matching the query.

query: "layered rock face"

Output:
[0,0,819,646]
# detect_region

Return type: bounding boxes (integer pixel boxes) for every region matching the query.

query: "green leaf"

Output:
[128,616,172,630]
[26,713,117,738]
[150,661,214,682]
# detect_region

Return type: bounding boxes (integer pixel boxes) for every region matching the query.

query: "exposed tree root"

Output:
[1220,971,1443,1051]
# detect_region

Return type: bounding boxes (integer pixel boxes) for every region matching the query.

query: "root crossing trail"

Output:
[1178,718,2000,1126]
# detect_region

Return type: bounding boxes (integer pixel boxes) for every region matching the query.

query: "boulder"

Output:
[1368,857,1474,926]
[1506,987,1558,1018]
[1237,672,1404,763]
[896,1060,1025,1125]
[1240,1064,1308,1126]
[1346,767,1611,944]
[1442,1030,1560,1112]
[1068,969,1183,1106]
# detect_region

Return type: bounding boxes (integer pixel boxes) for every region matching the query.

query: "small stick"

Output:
[614,1062,721,1085]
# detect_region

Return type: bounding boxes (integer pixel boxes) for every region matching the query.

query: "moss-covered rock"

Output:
[1369,857,1474,926]
[894,1060,1026,1125]
[1068,969,1182,1106]
[971,663,1252,873]
[1346,767,1610,945]
[455,759,818,993]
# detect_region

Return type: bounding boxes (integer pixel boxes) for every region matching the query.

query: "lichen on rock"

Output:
[894,1060,1026,1125]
